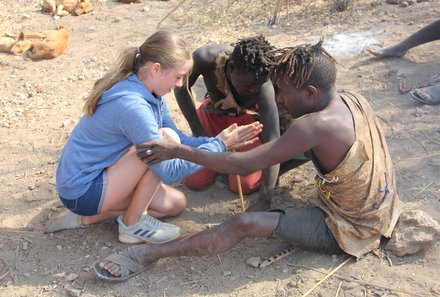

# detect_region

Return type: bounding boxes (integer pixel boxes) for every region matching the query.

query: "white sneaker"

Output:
[117,214,181,244]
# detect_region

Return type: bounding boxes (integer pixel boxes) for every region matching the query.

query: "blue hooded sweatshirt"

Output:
[56,74,226,199]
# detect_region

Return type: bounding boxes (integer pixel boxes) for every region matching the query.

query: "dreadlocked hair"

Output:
[230,34,275,79]
[269,39,337,92]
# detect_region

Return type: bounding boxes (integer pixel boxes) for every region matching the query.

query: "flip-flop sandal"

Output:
[45,211,89,233]
[410,85,440,105]
[93,247,156,282]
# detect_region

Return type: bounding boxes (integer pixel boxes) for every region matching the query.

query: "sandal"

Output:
[93,247,156,282]
[45,211,88,233]
[410,85,440,105]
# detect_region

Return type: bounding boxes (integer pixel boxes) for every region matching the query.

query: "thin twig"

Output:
[0,257,14,283]
[413,182,433,199]
[287,262,422,296]
[157,0,191,29]
[236,174,245,212]
[335,281,342,297]
[385,251,393,267]
[301,256,353,297]
[398,151,440,162]
[216,254,222,264]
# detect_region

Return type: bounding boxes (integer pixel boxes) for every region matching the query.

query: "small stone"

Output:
[22,241,29,250]
[386,210,440,256]
[65,287,81,297]
[65,273,78,282]
[223,270,232,276]
[246,256,261,268]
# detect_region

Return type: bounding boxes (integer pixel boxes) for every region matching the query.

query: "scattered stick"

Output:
[413,181,433,200]
[259,246,296,268]
[287,262,422,296]
[236,174,245,212]
[157,0,191,29]
[385,251,393,267]
[398,151,440,162]
[268,0,284,25]
[216,254,222,264]
[335,281,342,297]
[0,257,14,284]
[301,256,353,297]
[233,149,245,212]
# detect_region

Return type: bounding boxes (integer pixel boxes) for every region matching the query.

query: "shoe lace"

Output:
[142,214,162,229]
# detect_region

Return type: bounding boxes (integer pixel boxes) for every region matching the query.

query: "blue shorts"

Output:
[272,207,344,255]
[60,170,108,216]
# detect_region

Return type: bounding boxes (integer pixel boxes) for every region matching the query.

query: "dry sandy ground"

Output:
[0,0,439,296]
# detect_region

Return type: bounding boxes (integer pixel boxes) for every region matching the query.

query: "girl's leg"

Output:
[147,183,187,218]
[82,147,158,225]
[84,148,187,225]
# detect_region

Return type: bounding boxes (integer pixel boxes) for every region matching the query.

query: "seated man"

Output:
[174,35,307,211]
[94,41,401,281]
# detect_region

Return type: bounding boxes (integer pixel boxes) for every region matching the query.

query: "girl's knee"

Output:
[165,191,187,217]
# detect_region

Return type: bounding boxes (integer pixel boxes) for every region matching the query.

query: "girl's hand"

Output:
[217,121,263,150]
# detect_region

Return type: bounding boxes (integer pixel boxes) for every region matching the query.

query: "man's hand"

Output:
[136,139,180,166]
[218,122,263,150]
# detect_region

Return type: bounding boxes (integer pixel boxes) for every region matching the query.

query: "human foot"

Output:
[367,44,407,58]
[45,211,88,233]
[117,214,181,244]
[93,246,157,281]
[410,84,440,105]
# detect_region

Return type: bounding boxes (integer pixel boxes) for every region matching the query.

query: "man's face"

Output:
[275,77,308,119]
[229,68,268,96]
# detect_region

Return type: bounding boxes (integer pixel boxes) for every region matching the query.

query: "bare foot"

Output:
[367,44,408,58]
[94,245,157,280]
[410,84,440,105]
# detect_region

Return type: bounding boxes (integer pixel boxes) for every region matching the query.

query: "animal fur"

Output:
[7,25,69,59]
[41,0,94,17]
[0,32,18,53]
[0,31,33,54]
[24,26,69,59]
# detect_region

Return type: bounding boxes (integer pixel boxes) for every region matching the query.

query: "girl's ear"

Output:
[151,62,161,74]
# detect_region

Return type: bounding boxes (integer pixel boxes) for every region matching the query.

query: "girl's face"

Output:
[153,60,192,97]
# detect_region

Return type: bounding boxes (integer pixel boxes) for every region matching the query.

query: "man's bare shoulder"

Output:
[193,44,232,70]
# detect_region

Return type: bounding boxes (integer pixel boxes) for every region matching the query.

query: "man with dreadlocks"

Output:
[174,35,308,211]
[93,41,401,281]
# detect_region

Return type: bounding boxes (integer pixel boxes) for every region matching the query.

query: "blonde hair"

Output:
[84,31,192,116]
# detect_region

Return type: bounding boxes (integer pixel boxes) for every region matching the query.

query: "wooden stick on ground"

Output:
[301,256,353,297]
[268,0,284,25]
[259,246,296,268]
[236,174,245,212]
[157,0,191,29]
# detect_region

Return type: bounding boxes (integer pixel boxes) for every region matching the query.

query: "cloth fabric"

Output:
[313,90,401,258]
[57,74,227,199]
[184,99,262,194]
[59,169,107,216]
[272,207,344,255]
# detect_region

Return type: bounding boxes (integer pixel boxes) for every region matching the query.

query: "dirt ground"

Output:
[1,0,439,296]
